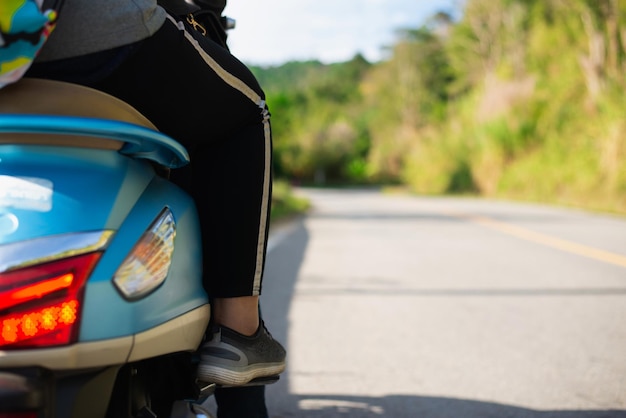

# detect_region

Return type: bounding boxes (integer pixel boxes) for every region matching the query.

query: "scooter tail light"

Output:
[113,208,176,300]
[0,252,102,349]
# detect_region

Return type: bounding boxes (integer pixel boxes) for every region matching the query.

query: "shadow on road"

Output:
[270,393,626,418]
[262,216,309,356]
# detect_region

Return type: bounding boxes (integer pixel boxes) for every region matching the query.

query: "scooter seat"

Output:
[0,78,157,150]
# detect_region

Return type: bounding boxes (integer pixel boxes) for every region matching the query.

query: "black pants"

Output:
[28,15,272,417]
[214,386,268,418]
[29,15,273,298]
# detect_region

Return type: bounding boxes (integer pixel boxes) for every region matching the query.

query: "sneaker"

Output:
[197,322,286,386]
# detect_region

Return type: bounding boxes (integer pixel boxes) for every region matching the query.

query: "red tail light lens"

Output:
[0,252,101,349]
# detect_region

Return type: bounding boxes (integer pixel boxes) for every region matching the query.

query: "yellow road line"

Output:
[445,210,626,269]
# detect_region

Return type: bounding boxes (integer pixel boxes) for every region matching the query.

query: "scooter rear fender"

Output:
[0,145,208,366]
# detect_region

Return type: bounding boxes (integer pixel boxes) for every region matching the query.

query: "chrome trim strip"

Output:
[0,305,209,370]
[0,230,115,273]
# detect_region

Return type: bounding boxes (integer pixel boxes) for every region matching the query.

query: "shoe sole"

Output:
[197,362,286,386]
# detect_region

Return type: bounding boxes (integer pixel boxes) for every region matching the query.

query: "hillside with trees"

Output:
[252,0,626,214]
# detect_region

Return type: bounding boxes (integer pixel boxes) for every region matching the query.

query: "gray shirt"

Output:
[37,0,167,62]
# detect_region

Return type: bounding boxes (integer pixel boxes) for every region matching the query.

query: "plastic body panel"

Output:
[0,144,207,341]
[0,145,148,244]
[82,174,206,341]
[0,114,190,168]
[0,83,211,417]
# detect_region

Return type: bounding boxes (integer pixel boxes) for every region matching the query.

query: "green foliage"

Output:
[271,180,310,221]
[254,0,626,214]
[251,55,373,184]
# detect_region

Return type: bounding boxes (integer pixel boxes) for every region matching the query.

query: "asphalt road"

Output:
[219,188,626,417]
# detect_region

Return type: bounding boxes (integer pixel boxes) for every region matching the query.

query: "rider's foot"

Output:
[197,321,286,386]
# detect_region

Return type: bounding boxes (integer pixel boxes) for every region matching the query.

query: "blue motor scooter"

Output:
[0,78,218,417]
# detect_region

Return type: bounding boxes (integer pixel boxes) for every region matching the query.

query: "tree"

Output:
[447,0,530,93]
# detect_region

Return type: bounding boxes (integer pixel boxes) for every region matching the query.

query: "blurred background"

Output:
[224,0,625,216]
[208,2,626,417]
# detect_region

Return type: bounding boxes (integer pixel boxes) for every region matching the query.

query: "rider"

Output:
[26,0,286,404]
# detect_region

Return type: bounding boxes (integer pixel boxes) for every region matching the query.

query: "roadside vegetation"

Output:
[259,0,626,215]
[270,179,310,221]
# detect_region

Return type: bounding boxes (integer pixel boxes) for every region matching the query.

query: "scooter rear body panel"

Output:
[0,79,212,417]
[0,143,207,342]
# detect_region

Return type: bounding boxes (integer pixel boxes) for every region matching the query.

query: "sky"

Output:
[223,0,460,66]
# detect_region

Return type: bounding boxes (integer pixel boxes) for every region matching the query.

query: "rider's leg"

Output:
[27,13,286,386]
[215,385,268,418]
[88,15,285,385]
[211,296,259,336]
